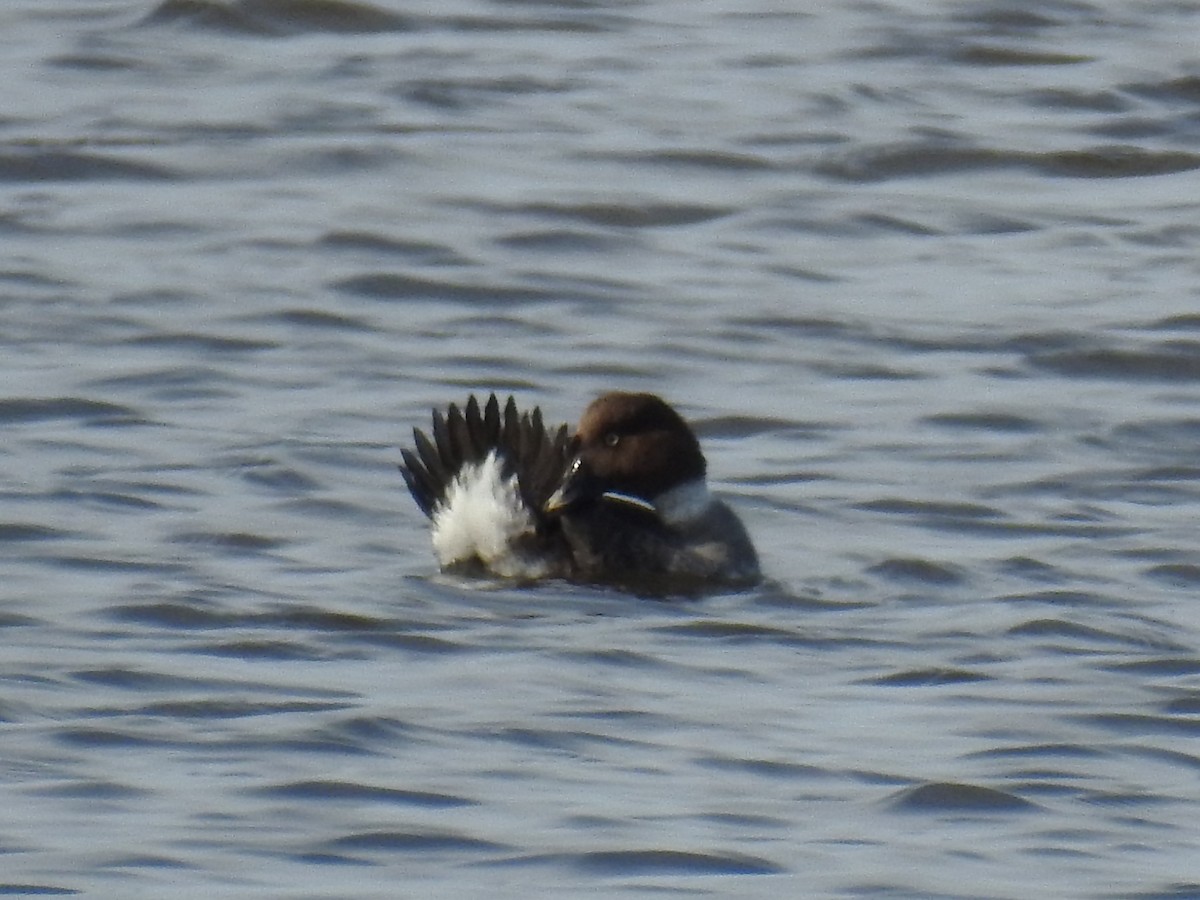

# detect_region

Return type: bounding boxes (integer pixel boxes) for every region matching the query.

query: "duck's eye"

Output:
[603,432,620,448]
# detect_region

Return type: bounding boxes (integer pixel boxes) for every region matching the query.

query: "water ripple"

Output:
[889,782,1038,813]
[0,150,174,182]
[142,0,412,35]
[256,779,476,808]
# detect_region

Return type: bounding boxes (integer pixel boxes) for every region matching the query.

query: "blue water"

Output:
[2,1,1200,897]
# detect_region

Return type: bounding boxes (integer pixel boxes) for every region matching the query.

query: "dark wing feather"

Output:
[463,395,484,459]
[520,422,570,514]
[482,394,500,444]
[445,402,469,463]
[413,427,447,485]
[430,409,456,475]
[399,427,448,519]
[505,406,572,515]
[399,447,435,518]
[500,396,521,472]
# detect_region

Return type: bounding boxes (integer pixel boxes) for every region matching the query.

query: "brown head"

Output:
[544,392,706,514]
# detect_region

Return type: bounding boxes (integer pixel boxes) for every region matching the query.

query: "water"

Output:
[2,0,1200,896]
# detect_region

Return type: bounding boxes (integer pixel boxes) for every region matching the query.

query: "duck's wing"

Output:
[400,394,571,522]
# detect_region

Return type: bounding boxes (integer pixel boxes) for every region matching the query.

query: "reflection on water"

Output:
[2,0,1200,896]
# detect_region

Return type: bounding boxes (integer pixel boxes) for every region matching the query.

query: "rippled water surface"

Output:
[3,1,1200,897]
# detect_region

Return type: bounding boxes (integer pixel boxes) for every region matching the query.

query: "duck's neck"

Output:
[653,478,712,525]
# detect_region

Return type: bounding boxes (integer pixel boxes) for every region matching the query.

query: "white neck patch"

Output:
[652,478,712,526]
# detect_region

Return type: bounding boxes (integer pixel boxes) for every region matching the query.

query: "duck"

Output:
[400,392,760,593]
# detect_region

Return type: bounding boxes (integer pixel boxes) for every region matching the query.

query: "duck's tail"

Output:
[400,394,571,523]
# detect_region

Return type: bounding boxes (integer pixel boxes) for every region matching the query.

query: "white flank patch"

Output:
[431,451,548,578]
